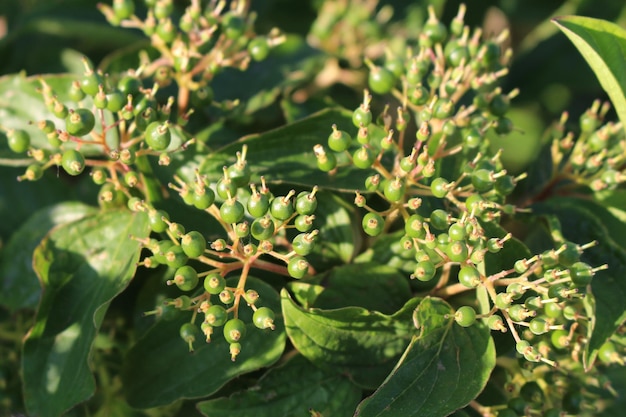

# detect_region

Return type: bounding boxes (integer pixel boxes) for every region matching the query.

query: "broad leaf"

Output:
[0,73,118,156]
[355,297,495,417]
[532,198,626,367]
[0,201,97,311]
[197,354,362,417]
[281,289,421,389]
[196,108,369,190]
[22,209,150,417]
[122,277,286,409]
[553,16,626,129]
[311,263,412,314]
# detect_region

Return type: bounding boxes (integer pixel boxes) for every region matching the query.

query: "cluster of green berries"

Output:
[549,100,625,192]
[138,146,320,359]
[98,0,284,113]
[313,3,612,371]
[1,57,193,211]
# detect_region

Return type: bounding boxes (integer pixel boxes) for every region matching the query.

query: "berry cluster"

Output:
[138,146,319,360]
[314,3,609,373]
[98,0,284,114]
[548,100,625,193]
[1,59,191,209]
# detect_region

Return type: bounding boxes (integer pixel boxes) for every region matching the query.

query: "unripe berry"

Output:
[362,212,384,236]
[171,265,198,291]
[454,306,477,327]
[223,318,247,343]
[204,273,226,295]
[65,108,95,137]
[61,149,85,176]
[144,121,171,151]
[181,231,206,258]
[253,307,276,330]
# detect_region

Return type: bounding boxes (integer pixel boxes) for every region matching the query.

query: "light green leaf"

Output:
[122,277,286,409]
[281,289,420,389]
[355,297,496,417]
[0,202,97,311]
[0,73,119,157]
[197,354,362,417]
[22,209,150,417]
[553,16,626,128]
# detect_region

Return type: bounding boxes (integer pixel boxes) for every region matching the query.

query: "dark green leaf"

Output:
[532,198,626,368]
[311,263,412,314]
[306,191,358,268]
[197,354,362,417]
[281,289,420,389]
[122,277,286,409]
[22,209,150,417]
[0,166,81,240]
[197,108,369,190]
[553,16,626,129]
[355,297,495,417]
[0,201,97,311]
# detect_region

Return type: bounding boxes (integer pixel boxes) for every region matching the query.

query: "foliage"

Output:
[0,0,625,416]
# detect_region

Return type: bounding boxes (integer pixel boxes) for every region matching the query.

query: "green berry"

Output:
[181,231,206,258]
[148,209,169,233]
[287,256,309,279]
[327,125,352,152]
[248,36,270,61]
[81,70,103,96]
[144,121,171,151]
[253,307,276,330]
[405,214,425,239]
[220,199,245,224]
[61,149,86,176]
[65,108,95,137]
[412,260,436,281]
[172,265,198,291]
[362,212,384,236]
[193,188,215,210]
[352,146,375,169]
[219,288,235,304]
[429,209,449,230]
[295,191,318,215]
[163,245,188,269]
[454,306,477,327]
[292,232,316,256]
[422,20,447,45]
[179,322,198,351]
[223,318,247,343]
[529,317,550,335]
[430,177,450,198]
[222,12,246,40]
[383,178,406,203]
[294,214,315,232]
[458,266,480,288]
[368,66,396,95]
[251,216,275,241]
[446,241,468,262]
[204,273,226,295]
[598,340,619,364]
[7,129,30,153]
[247,191,270,217]
[352,105,372,128]
[205,305,228,327]
[569,261,593,287]
[551,330,570,350]
[270,195,295,221]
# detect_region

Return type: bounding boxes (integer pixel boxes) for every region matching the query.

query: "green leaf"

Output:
[311,263,412,314]
[355,297,496,417]
[553,16,626,129]
[0,73,118,157]
[0,201,97,311]
[197,108,369,190]
[305,191,358,268]
[0,166,82,240]
[122,277,286,409]
[22,209,150,417]
[532,198,626,367]
[197,354,362,417]
[281,289,420,389]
